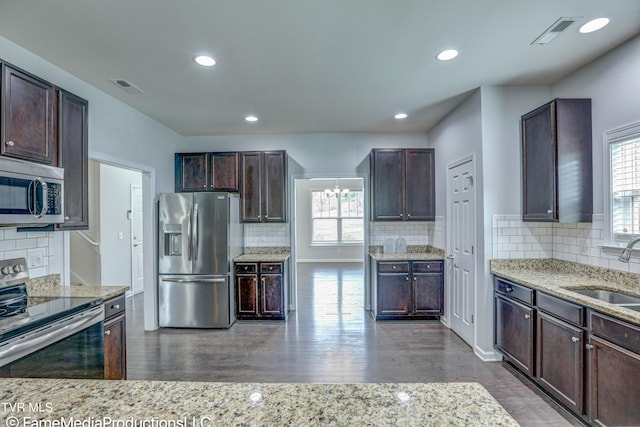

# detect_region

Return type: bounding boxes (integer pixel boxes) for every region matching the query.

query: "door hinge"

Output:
[471,314,474,324]
[471,246,474,255]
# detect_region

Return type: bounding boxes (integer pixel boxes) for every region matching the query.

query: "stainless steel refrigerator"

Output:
[158,192,243,328]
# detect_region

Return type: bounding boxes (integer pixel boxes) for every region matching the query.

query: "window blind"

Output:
[611,136,640,236]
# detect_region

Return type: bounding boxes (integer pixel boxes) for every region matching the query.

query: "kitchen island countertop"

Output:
[0,379,518,426]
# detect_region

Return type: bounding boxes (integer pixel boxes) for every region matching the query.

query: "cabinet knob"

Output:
[5,140,15,147]
[585,344,594,350]
[426,265,431,269]
[524,313,531,320]
[571,336,579,343]
[111,304,120,310]
[407,214,411,217]
[414,277,417,281]
[505,286,513,293]
[269,266,273,271]
[400,214,403,217]
[64,216,70,220]
[405,276,409,281]
[546,209,553,214]
[392,265,397,270]
[105,330,111,336]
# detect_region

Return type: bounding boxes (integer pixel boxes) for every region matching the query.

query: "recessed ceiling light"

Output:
[436,49,459,61]
[245,115,259,122]
[394,113,408,120]
[579,17,610,34]
[194,55,216,67]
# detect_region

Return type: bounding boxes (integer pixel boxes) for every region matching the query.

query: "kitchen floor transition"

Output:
[126,262,581,427]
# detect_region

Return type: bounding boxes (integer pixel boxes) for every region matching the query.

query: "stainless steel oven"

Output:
[0,258,104,379]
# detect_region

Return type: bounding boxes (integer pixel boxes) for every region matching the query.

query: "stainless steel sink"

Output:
[569,288,640,307]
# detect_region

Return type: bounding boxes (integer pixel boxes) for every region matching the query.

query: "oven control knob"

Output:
[12,264,24,273]
[1,266,11,275]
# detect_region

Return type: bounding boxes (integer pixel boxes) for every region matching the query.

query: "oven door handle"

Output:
[0,306,104,368]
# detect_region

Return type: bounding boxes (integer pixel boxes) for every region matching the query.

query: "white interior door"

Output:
[447,158,476,346]
[131,185,144,294]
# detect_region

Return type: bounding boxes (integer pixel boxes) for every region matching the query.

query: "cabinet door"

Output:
[240,152,262,222]
[57,90,89,230]
[262,151,286,222]
[495,295,535,376]
[588,336,640,427]
[210,152,239,192]
[236,274,258,317]
[522,102,557,221]
[261,274,283,316]
[104,315,126,380]
[413,273,443,314]
[1,64,57,164]
[175,153,208,192]
[405,149,435,221]
[537,312,584,415]
[377,273,411,316]
[371,150,404,221]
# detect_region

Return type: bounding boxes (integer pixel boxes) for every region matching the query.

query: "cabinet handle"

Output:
[524,314,530,319]
[5,140,15,147]
[546,209,553,214]
[105,330,111,336]
[585,344,594,350]
[505,286,513,293]
[571,337,579,343]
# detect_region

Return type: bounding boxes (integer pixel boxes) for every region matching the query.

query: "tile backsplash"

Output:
[0,228,62,278]
[244,223,290,247]
[493,214,640,274]
[369,216,444,249]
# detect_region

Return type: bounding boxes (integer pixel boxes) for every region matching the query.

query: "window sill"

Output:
[310,242,364,248]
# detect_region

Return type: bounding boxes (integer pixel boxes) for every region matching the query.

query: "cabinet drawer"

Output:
[261,263,283,274]
[537,292,584,327]
[378,262,409,273]
[590,311,640,354]
[494,277,534,305]
[412,261,442,273]
[235,263,258,274]
[104,294,126,319]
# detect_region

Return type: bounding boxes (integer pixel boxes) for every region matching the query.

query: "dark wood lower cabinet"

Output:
[413,273,443,314]
[537,311,584,415]
[495,294,535,377]
[377,273,411,316]
[103,295,126,380]
[235,261,288,320]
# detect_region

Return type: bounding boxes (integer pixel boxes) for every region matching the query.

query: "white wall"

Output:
[0,35,183,330]
[295,178,364,262]
[99,163,142,286]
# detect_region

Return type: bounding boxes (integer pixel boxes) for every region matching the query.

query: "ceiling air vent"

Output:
[531,17,577,45]
[109,79,144,94]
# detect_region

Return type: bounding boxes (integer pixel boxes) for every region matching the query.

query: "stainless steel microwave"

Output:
[0,157,64,226]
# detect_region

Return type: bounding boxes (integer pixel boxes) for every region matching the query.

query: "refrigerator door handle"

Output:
[186,204,192,261]
[193,202,199,261]
[160,277,227,283]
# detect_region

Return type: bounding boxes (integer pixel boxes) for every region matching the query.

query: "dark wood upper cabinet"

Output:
[210,152,239,192]
[175,152,240,192]
[1,63,57,165]
[521,98,592,222]
[175,153,208,192]
[371,148,435,221]
[57,89,89,230]
[240,151,286,223]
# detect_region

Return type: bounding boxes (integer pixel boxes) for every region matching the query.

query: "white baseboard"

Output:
[296,259,364,263]
[474,346,502,362]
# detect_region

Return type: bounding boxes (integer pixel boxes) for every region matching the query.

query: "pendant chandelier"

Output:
[324,180,349,197]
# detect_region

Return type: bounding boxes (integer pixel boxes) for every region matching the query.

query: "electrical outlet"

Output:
[118,232,124,240]
[578,239,590,255]
[28,251,44,268]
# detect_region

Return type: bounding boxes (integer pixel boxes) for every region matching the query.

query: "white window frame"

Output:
[604,121,640,245]
[310,189,364,246]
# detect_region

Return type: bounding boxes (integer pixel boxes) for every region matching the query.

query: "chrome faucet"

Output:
[618,235,640,262]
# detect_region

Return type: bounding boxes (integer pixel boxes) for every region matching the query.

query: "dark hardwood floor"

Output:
[126,262,582,427]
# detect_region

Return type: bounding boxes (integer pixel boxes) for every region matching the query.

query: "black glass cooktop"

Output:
[0,291,102,341]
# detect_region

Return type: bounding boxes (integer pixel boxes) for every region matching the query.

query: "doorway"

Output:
[446,156,477,347]
[293,178,365,320]
[69,160,145,297]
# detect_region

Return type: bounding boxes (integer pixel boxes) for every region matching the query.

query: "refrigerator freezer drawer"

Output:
[158,275,235,328]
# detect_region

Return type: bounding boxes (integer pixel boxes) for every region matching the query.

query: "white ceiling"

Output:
[0,0,639,136]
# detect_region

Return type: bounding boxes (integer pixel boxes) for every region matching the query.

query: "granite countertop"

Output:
[235,246,291,263]
[27,274,128,300]
[369,245,446,261]
[0,380,518,426]
[491,258,640,325]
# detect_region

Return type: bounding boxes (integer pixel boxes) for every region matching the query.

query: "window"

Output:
[608,124,640,241]
[311,190,363,244]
